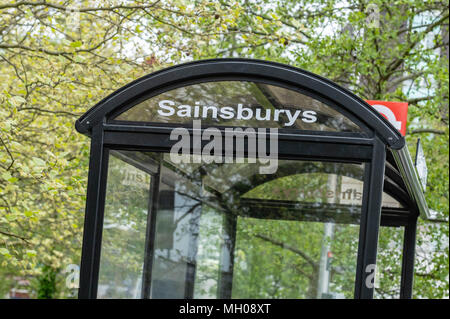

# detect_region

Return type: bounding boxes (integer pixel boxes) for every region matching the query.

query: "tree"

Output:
[0,0,159,297]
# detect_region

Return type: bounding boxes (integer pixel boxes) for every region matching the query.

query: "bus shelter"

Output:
[75,59,430,299]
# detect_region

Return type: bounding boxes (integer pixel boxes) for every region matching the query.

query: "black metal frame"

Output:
[141,153,162,299]
[78,124,109,298]
[76,58,425,299]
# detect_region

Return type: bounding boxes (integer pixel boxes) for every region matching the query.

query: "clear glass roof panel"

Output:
[113,81,362,132]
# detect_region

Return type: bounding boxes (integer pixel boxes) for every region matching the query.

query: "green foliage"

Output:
[97,154,150,298]
[36,265,57,299]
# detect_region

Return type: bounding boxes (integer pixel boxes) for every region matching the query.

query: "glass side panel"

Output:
[382,193,404,208]
[97,153,151,299]
[113,81,362,132]
[231,218,360,298]
[240,169,402,209]
[97,150,365,299]
[374,226,404,299]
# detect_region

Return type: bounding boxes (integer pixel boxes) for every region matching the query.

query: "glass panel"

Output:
[382,193,404,208]
[231,218,360,298]
[97,152,151,299]
[98,150,365,299]
[248,170,401,209]
[374,226,404,299]
[113,81,361,132]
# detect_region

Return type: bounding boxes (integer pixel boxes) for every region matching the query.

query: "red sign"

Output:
[365,100,409,136]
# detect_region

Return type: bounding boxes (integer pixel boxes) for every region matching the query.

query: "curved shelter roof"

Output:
[75,58,429,220]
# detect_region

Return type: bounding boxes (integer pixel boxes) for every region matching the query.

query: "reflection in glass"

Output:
[113,81,362,132]
[97,151,367,299]
[97,153,151,299]
[374,226,404,299]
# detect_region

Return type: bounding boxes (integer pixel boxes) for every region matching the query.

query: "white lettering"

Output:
[284,109,301,126]
[237,103,253,120]
[255,108,271,121]
[220,106,235,119]
[177,105,191,117]
[157,100,318,125]
[158,100,175,116]
[302,110,317,123]
[273,109,285,121]
[202,105,218,119]
[194,102,200,117]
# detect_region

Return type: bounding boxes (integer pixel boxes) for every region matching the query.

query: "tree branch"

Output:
[255,233,318,268]
[0,137,15,170]
[409,128,446,135]
[0,1,161,12]
[385,12,449,77]
[407,96,438,104]
[0,229,30,244]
